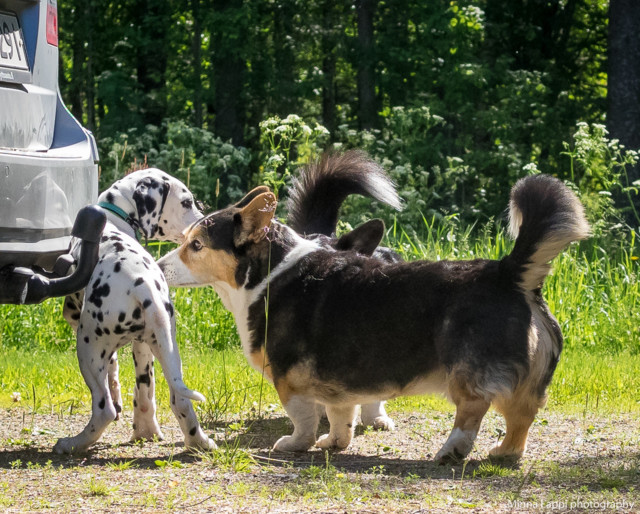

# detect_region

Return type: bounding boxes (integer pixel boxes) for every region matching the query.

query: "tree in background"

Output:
[320,1,341,135]
[56,0,638,227]
[133,0,171,127]
[210,0,247,146]
[607,0,640,208]
[356,0,377,129]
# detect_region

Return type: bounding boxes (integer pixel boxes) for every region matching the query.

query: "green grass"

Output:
[0,346,281,421]
[0,222,638,418]
[2,344,639,417]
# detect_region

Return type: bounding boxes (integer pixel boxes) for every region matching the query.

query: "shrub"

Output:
[98,121,252,208]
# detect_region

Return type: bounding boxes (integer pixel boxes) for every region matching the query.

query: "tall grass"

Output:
[0,219,638,416]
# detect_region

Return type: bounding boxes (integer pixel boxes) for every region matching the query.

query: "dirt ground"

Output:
[0,407,638,512]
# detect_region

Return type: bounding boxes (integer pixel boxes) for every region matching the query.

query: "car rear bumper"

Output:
[0,204,106,304]
[0,93,99,268]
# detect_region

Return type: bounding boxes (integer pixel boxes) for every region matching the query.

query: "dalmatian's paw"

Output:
[185,428,216,451]
[132,421,164,443]
[53,437,87,455]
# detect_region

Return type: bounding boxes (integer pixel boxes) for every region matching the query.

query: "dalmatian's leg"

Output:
[54,326,117,454]
[147,310,215,450]
[131,341,163,442]
[107,351,123,421]
[62,293,83,331]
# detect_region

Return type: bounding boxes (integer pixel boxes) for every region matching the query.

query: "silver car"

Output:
[0,0,104,304]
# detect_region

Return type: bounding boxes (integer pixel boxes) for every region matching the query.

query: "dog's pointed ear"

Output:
[234,192,278,245]
[335,219,385,256]
[234,186,272,209]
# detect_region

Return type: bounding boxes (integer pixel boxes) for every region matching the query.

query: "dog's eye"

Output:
[190,239,203,252]
[181,198,193,209]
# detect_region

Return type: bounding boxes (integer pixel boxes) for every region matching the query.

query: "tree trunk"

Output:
[273,0,298,117]
[321,1,337,135]
[85,1,95,133]
[211,0,245,145]
[192,0,203,128]
[356,0,377,130]
[608,0,640,186]
[608,0,640,221]
[134,0,170,127]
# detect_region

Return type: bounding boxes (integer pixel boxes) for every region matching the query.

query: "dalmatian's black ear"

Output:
[132,176,170,239]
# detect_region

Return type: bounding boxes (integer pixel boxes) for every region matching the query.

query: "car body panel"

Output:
[1,0,58,150]
[0,0,99,271]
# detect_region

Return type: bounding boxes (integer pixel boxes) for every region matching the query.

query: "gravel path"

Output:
[0,407,638,512]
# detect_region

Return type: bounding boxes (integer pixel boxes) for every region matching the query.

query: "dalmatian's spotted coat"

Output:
[54,168,215,454]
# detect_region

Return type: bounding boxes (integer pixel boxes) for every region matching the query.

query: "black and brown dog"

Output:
[158,172,589,461]
[286,150,402,430]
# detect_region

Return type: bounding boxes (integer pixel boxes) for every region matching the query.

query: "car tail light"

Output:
[46,1,58,47]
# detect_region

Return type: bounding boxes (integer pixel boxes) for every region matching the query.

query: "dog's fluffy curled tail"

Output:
[287,150,401,236]
[504,174,590,291]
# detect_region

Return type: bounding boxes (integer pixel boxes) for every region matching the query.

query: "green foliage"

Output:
[87,477,116,497]
[201,440,256,472]
[561,122,640,231]
[334,106,458,230]
[171,283,240,352]
[0,300,74,352]
[98,121,252,208]
[473,462,513,479]
[258,114,330,197]
[57,0,626,232]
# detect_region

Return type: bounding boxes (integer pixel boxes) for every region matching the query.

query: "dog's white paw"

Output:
[132,421,164,443]
[186,431,216,451]
[363,415,395,431]
[190,433,216,451]
[360,403,394,431]
[435,428,476,463]
[273,435,314,452]
[53,437,86,455]
[315,433,350,450]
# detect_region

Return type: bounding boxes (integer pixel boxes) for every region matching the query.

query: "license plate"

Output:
[0,12,29,72]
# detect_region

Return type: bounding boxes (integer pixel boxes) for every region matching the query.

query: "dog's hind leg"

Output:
[131,341,163,442]
[273,393,319,452]
[316,404,358,450]
[435,381,490,462]
[62,293,82,331]
[490,392,540,459]
[150,321,215,450]
[107,352,123,420]
[167,385,215,450]
[54,330,118,454]
[360,401,395,431]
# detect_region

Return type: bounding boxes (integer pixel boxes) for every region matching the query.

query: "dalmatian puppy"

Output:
[55,168,215,454]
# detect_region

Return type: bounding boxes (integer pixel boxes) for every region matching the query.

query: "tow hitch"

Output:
[0,205,106,304]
